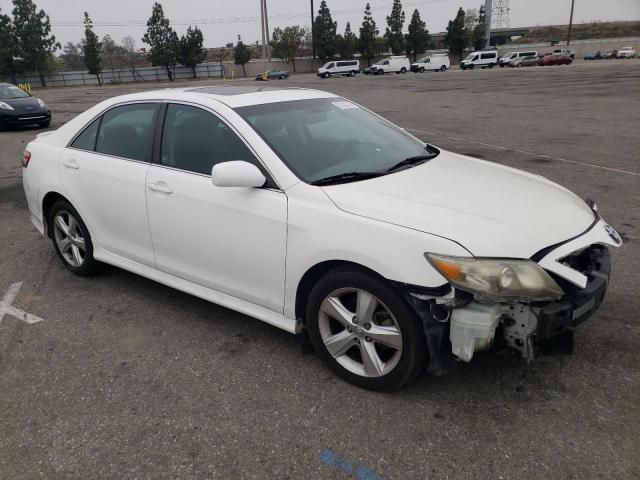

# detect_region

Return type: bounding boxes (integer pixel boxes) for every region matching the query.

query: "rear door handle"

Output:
[148,182,173,194]
[63,159,79,169]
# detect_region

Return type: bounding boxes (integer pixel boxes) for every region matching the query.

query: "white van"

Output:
[411,54,451,73]
[371,56,411,75]
[317,60,360,78]
[460,50,498,70]
[498,51,538,67]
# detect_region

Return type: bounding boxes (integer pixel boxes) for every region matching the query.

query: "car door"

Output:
[145,102,287,313]
[60,102,159,266]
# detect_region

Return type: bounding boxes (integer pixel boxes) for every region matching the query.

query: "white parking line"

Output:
[0,282,44,326]
[405,127,640,177]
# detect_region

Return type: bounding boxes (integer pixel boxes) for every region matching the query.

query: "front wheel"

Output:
[419,67,425,73]
[49,200,103,276]
[280,74,286,79]
[322,72,330,78]
[306,268,426,390]
[350,70,357,77]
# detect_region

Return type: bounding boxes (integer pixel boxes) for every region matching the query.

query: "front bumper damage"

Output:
[410,218,620,372]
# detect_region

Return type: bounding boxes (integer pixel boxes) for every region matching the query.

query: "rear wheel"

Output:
[440,65,447,72]
[400,67,407,74]
[49,200,103,276]
[350,70,357,77]
[306,268,426,390]
[280,74,286,79]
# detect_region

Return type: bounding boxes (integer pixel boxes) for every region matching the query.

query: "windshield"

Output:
[0,84,30,100]
[374,59,385,65]
[416,57,428,63]
[236,98,435,184]
[464,54,474,61]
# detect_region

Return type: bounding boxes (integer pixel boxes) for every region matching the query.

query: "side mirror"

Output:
[211,161,266,188]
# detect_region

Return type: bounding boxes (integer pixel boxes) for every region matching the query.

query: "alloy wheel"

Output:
[317,287,403,378]
[53,210,86,267]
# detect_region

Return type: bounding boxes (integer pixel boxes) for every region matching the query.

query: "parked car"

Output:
[21,86,622,390]
[584,51,603,60]
[317,60,360,78]
[362,66,374,75]
[370,56,411,74]
[0,82,51,131]
[552,48,575,59]
[255,69,289,80]
[410,54,450,72]
[510,55,539,67]
[498,51,538,67]
[602,50,618,59]
[538,53,572,66]
[460,50,498,69]
[617,47,637,58]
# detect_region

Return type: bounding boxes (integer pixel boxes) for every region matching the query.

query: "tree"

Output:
[445,7,467,62]
[234,35,251,77]
[12,0,60,86]
[0,8,17,81]
[313,0,337,61]
[385,0,405,55]
[61,41,84,70]
[179,26,206,78]
[271,26,305,72]
[405,9,430,61]
[142,2,179,81]
[471,5,488,50]
[121,36,139,77]
[359,3,379,66]
[102,35,126,75]
[336,22,357,59]
[83,12,102,85]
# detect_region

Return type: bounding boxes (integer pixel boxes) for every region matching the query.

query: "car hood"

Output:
[320,150,596,258]
[2,96,44,113]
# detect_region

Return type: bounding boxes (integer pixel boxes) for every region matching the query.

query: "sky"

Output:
[0,0,638,49]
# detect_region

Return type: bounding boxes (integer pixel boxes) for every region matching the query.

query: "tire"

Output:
[49,200,103,276]
[400,67,407,74]
[280,74,286,79]
[323,72,330,78]
[306,267,426,390]
[440,65,447,72]
[469,64,475,70]
[39,120,51,128]
[350,70,357,77]
[419,67,425,73]
[488,63,495,68]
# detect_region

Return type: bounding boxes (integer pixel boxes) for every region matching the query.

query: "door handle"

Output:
[148,182,173,194]
[63,159,79,169]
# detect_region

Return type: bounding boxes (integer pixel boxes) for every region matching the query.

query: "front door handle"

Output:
[148,182,173,194]
[63,159,79,169]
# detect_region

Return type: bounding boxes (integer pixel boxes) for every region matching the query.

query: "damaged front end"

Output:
[412,217,621,370]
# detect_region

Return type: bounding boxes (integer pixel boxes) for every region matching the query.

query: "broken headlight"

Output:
[425,253,564,302]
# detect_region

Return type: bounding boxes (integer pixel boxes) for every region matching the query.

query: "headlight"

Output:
[425,253,564,302]
[0,101,14,111]
[37,98,47,109]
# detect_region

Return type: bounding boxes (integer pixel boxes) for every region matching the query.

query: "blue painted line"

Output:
[320,448,385,480]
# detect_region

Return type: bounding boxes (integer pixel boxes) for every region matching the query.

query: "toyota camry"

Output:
[21,86,621,390]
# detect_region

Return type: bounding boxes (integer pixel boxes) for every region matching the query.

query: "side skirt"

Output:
[93,247,301,334]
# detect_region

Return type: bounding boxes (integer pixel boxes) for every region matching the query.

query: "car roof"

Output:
[100,86,338,108]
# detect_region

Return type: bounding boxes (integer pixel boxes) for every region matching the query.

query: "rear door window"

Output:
[71,117,101,151]
[95,103,158,161]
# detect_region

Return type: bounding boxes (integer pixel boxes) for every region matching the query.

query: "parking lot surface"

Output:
[1,61,639,479]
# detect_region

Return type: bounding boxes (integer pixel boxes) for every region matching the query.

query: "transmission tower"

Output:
[492,0,511,29]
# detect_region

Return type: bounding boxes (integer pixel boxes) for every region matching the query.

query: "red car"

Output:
[538,53,573,66]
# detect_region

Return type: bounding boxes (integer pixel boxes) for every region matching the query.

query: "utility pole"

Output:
[567,0,575,46]
[260,0,266,60]
[263,0,271,60]
[311,0,316,59]
[484,0,492,47]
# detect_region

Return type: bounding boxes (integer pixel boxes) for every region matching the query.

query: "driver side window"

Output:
[160,104,258,175]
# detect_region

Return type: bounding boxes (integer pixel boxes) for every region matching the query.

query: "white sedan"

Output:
[617,47,637,58]
[22,86,621,390]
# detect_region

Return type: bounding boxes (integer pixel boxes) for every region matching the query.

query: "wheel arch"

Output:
[294,259,392,323]
[42,191,72,238]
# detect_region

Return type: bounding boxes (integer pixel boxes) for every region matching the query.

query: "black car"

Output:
[0,83,51,130]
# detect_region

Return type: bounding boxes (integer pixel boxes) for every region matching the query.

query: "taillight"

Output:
[22,150,31,168]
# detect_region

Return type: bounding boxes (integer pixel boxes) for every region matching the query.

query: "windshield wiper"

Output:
[385,145,440,173]
[310,171,385,186]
